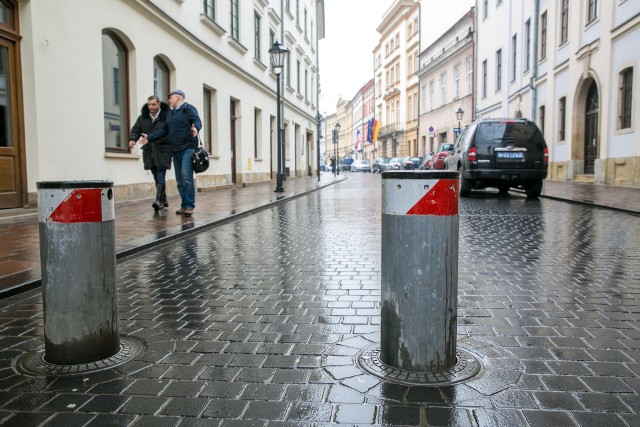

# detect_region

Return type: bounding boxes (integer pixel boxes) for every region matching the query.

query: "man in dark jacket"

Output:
[141,90,202,217]
[128,95,172,211]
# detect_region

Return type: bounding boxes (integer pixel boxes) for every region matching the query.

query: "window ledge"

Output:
[253,58,267,71]
[254,158,263,162]
[173,0,185,4]
[105,151,140,160]
[200,15,226,36]
[614,127,634,136]
[228,36,248,54]
[210,154,220,160]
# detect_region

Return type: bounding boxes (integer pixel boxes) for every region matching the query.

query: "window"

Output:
[295,0,299,25]
[587,0,597,24]
[466,57,472,95]
[296,59,300,92]
[203,88,213,153]
[0,1,12,26]
[254,12,261,60]
[619,67,633,129]
[102,31,128,151]
[495,49,502,91]
[454,65,460,99]
[483,0,488,19]
[304,68,308,100]
[286,54,291,87]
[153,57,169,101]
[539,105,545,135]
[511,35,517,82]
[421,82,426,111]
[524,19,531,72]
[429,80,434,110]
[540,11,547,60]
[440,72,447,105]
[558,97,566,140]
[230,0,239,40]
[203,0,215,20]
[560,0,569,44]
[304,8,308,38]
[254,108,261,158]
[482,59,487,98]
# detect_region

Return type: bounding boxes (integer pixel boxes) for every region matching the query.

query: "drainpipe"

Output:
[531,0,540,122]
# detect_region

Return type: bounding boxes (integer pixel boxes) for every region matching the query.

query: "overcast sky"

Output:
[318,0,474,115]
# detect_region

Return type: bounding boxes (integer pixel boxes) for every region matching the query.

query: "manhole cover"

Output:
[14,337,145,377]
[356,345,481,386]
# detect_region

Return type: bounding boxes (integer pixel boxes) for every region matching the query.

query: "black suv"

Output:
[445,118,548,198]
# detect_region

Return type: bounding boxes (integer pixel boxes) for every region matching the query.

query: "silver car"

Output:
[350,159,371,172]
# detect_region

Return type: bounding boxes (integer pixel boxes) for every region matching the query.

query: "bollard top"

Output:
[37,180,114,189]
[382,171,459,180]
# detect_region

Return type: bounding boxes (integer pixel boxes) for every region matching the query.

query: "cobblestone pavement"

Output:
[0,173,639,426]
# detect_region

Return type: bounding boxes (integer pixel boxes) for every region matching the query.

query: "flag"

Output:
[354,129,364,150]
[372,119,380,142]
[367,119,374,143]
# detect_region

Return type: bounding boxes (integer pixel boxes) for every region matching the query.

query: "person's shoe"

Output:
[153,184,165,211]
[182,208,194,217]
[176,208,186,215]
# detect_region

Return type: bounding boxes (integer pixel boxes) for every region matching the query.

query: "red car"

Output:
[431,143,455,170]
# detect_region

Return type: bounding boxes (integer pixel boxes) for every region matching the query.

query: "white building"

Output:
[475,0,640,186]
[418,8,475,156]
[373,0,420,159]
[1,0,324,209]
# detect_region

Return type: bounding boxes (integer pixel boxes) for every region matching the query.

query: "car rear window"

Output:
[476,121,545,148]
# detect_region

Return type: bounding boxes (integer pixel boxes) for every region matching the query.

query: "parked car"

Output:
[402,156,423,170]
[350,159,371,172]
[339,158,354,171]
[418,153,433,170]
[386,157,403,171]
[372,157,390,173]
[432,143,455,170]
[320,162,329,171]
[445,118,548,198]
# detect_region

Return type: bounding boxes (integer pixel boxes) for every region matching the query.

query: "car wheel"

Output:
[498,184,510,194]
[525,179,543,199]
[460,176,471,197]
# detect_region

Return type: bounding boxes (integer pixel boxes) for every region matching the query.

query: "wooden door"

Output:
[584,82,599,175]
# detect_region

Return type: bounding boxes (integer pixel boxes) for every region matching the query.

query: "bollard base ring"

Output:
[14,337,145,377]
[356,345,481,386]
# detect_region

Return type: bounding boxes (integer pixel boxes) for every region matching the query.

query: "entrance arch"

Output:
[584,82,599,174]
[572,76,600,176]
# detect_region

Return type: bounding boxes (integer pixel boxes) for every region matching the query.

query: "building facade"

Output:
[0,0,324,209]
[418,8,475,156]
[476,0,640,186]
[350,79,374,163]
[373,0,420,159]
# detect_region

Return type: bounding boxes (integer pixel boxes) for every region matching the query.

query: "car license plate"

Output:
[496,151,524,159]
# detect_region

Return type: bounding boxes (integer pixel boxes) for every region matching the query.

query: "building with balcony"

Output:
[373,0,420,159]
[351,79,374,163]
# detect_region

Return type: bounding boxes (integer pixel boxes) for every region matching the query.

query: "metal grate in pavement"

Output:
[13,337,145,377]
[356,345,481,386]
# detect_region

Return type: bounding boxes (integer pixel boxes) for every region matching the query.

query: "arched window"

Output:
[153,57,170,101]
[102,31,128,151]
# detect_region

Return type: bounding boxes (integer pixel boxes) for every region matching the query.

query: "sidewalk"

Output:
[0,176,638,298]
[0,173,345,297]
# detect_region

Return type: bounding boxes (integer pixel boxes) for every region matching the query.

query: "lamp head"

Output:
[456,107,464,121]
[269,41,288,75]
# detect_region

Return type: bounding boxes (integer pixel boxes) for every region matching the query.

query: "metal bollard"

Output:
[37,181,119,365]
[380,171,460,372]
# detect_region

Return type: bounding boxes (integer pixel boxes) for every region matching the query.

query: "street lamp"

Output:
[316,113,323,182]
[333,122,341,176]
[455,107,464,140]
[270,41,288,193]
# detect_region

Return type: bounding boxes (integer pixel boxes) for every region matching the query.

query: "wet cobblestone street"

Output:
[0,173,639,426]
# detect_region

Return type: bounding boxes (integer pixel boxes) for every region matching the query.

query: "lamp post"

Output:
[270,41,288,193]
[316,113,323,182]
[333,122,341,177]
[455,107,464,140]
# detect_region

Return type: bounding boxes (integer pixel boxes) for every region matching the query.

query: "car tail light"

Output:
[543,147,548,165]
[468,147,477,162]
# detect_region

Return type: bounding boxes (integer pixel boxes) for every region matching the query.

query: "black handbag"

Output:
[191,139,209,173]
